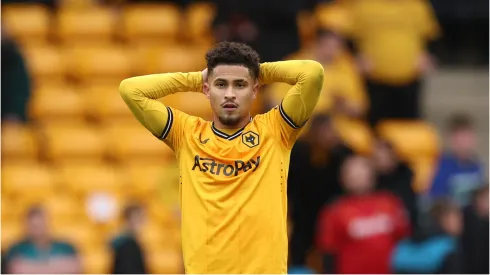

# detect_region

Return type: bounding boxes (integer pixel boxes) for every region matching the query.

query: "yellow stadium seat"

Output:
[147,249,183,274]
[104,123,175,163]
[56,164,123,196]
[121,4,182,45]
[315,2,353,35]
[83,84,135,122]
[138,221,179,252]
[52,222,102,254]
[156,45,206,73]
[22,45,66,86]
[29,85,85,124]
[82,248,111,274]
[41,124,106,164]
[410,157,437,193]
[43,194,86,222]
[58,0,97,9]
[123,164,168,198]
[129,45,161,75]
[376,120,440,162]
[56,8,117,45]
[333,117,374,155]
[1,122,39,163]
[147,197,178,227]
[2,4,51,45]
[65,46,132,84]
[2,221,23,250]
[185,2,215,44]
[2,164,55,200]
[1,196,23,221]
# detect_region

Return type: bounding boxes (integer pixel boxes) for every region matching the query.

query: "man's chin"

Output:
[218,114,242,127]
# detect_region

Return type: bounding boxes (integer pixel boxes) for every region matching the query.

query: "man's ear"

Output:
[203,83,210,99]
[252,81,260,100]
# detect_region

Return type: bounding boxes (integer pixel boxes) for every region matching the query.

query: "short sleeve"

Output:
[161,107,192,154]
[260,105,305,149]
[414,0,440,40]
[316,206,342,253]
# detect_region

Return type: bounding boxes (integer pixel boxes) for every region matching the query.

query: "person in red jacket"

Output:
[316,155,410,274]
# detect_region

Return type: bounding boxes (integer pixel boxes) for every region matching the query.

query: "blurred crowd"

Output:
[1,0,489,273]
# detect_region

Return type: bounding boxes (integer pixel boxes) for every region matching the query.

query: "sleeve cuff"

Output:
[159,106,174,139]
[278,103,306,129]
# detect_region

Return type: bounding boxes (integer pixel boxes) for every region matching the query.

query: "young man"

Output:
[316,155,410,274]
[110,204,147,274]
[5,206,82,274]
[120,41,324,273]
[429,114,485,207]
[392,198,464,274]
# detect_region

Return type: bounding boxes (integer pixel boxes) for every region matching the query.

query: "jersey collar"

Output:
[211,117,252,141]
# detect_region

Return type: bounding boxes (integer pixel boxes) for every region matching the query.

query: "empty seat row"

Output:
[2,3,215,46]
[2,122,175,163]
[2,162,180,199]
[23,44,208,86]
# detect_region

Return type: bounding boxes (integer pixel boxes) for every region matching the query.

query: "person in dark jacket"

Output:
[110,204,148,274]
[288,114,353,267]
[462,184,489,274]
[391,198,464,274]
[373,139,418,230]
[1,28,31,123]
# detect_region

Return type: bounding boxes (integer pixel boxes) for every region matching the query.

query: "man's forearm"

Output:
[119,72,203,100]
[119,72,202,138]
[259,60,324,86]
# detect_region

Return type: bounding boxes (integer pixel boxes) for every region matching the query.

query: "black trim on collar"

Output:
[211,117,252,140]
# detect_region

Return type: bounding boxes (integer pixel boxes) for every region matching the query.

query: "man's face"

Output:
[204,65,258,127]
[316,33,343,61]
[341,156,375,194]
[451,128,476,158]
[27,212,48,240]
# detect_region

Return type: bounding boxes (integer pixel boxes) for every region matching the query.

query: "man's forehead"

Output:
[210,65,252,80]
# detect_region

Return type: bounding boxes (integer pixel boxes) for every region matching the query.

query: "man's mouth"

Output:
[222,103,238,110]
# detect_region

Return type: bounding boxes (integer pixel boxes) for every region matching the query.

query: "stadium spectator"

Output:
[288,114,353,267]
[346,0,440,126]
[1,28,31,123]
[267,29,368,118]
[316,155,410,274]
[4,206,81,274]
[429,114,485,208]
[462,184,489,274]
[373,139,418,230]
[391,198,463,273]
[212,0,301,62]
[110,204,148,274]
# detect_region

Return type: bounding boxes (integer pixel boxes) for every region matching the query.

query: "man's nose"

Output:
[224,87,236,100]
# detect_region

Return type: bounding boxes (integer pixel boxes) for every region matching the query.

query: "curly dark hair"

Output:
[205,41,260,79]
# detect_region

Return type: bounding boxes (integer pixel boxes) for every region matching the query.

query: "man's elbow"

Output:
[303,60,325,86]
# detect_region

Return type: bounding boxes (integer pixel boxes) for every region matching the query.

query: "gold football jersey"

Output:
[163,105,302,273]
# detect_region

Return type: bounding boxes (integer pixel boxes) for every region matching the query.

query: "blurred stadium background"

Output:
[1,0,488,273]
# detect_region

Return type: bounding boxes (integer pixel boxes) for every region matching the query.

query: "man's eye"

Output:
[236,83,245,88]
[217,83,226,88]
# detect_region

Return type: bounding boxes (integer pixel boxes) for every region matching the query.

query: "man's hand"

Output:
[418,52,436,74]
[202,68,208,83]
